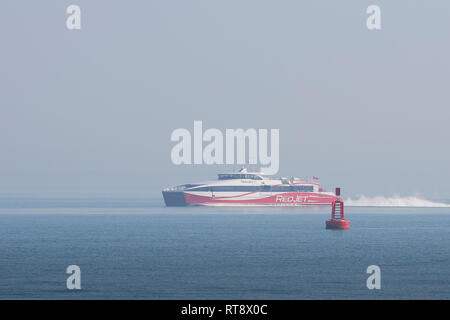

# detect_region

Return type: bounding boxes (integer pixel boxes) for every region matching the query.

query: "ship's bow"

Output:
[162,190,187,206]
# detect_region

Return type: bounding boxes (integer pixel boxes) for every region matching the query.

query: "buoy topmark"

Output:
[326,188,350,230]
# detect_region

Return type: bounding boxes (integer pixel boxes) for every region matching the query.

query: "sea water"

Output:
[0,198,449,299]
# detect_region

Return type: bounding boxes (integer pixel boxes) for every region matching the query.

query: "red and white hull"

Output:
[183,192,337,206]
[162,169,339,207]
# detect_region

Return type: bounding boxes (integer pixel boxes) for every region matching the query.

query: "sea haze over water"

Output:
[0,198,449,299]
[2,2,450,199]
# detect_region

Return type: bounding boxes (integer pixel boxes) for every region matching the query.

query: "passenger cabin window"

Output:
[218,174,263,180]
[272,185,314,192]
[191,185,312,192]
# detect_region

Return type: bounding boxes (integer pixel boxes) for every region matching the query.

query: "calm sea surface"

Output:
[0,198,449,299]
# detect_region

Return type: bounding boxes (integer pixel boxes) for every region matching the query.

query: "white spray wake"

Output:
[345,195,450,207]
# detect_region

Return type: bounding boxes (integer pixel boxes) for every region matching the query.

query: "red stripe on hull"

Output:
[184,192,337,206]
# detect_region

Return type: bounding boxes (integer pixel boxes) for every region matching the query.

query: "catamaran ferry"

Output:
[162,168,339,207]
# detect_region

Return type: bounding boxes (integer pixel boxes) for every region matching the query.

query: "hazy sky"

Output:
[1,1,449,198]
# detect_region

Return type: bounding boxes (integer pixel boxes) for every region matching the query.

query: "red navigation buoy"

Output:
[326,188,350,230]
